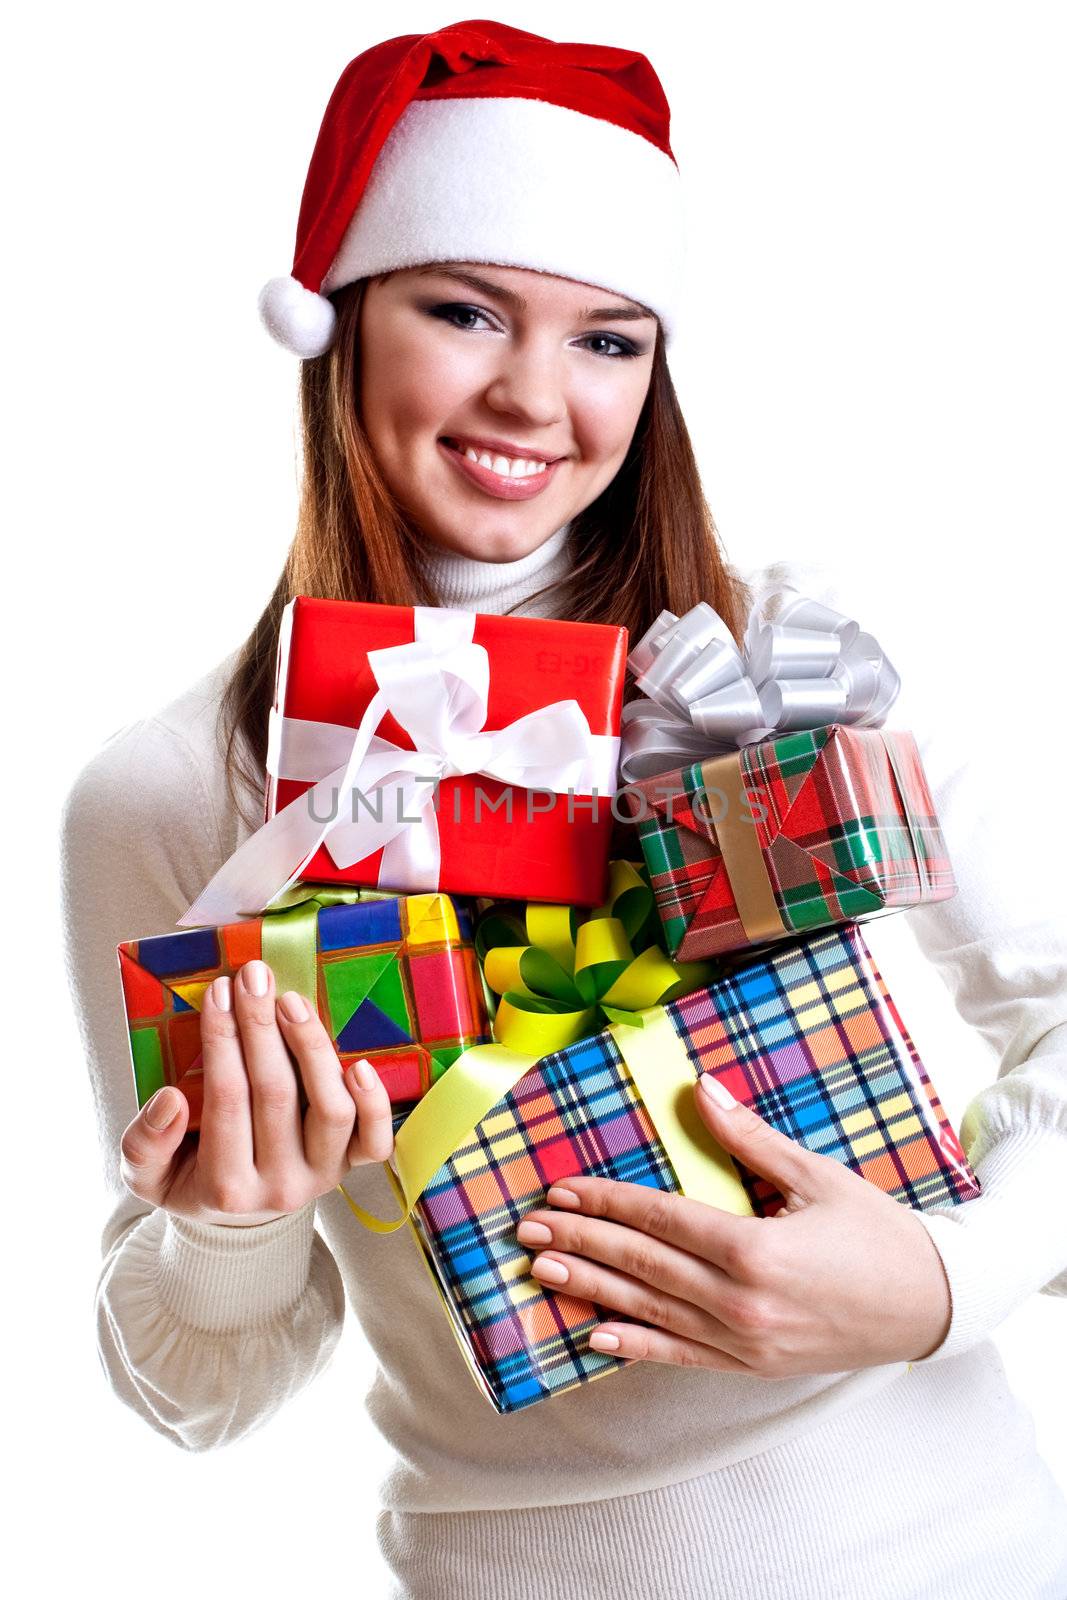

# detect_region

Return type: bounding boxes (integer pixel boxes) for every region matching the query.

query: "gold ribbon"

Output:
[876,729,932,898]
[699,751,788,945]
[335,1002,754,1232]
[478,859,716,1055]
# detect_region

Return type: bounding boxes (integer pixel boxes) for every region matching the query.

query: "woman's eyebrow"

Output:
[413,265,655,322]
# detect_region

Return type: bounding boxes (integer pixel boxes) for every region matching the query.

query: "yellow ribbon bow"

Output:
[333,863,725,1237]
[475,859,717,1054]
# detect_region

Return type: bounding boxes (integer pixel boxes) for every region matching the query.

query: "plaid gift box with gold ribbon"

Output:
[617,591,957,961]
[626,724,957,961]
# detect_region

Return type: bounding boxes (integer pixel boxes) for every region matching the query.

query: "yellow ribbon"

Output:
[336,1002,755,1232]
[620,1006,754,1214]
[336,1039,540,1232]
[478,859,716,1056]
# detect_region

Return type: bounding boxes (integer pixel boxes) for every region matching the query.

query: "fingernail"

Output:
[279,991,309,1023]
[699,1073,737,1109]
[517,1219,553,1246]
[590,1329,621,1351]
[211,976,232,1011]
[546,1185,581,1209]
[145,1088,179,1129]
[243,960,269,997]
[351,1058,379,1092]
[532,1256,569,1285]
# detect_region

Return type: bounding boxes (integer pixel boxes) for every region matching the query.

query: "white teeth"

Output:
[460,444,549,478]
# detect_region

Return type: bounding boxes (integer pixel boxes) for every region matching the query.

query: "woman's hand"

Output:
[120,958,394,1227]
[516,1074,953,1375]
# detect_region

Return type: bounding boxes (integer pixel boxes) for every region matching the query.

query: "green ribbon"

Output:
[258,883,396,1006]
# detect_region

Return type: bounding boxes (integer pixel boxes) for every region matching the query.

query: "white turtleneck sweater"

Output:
[60,526,1067,1598]
[419,520,574,612]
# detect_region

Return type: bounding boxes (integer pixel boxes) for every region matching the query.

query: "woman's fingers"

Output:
[197,972,257,1192]
[230,960,305,1180]
[344,1058,395,1165]
[191,963,393,1220]
[119,1084,190,1205]
[272,990,395,1171]
[274,989,358,1172]
[588,1321,753,1374]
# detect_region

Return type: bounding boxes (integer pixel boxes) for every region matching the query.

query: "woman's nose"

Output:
[483,343,568,425]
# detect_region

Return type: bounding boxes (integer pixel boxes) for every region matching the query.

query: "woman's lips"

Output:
[438,438,563,501]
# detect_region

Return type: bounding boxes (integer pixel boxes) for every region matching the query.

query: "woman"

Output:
[60,21,1067,1599]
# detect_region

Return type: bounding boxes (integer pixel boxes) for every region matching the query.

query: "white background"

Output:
[9,2,1066,1594]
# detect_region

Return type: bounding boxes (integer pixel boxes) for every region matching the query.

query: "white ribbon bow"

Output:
[619,586,900,781]
[179,607,619,927]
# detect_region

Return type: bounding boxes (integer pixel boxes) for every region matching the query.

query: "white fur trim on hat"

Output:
[321,96,685,345]
[258,275,338,358]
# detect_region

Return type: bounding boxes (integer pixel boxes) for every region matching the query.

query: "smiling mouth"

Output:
[439,437,559,477]
[437,436,566,500]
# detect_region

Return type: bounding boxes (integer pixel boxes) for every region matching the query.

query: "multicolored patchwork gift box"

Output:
[624,724,957,961]
[117,889,491,1130]
[178,598,628,930]
[345,920,979,1414]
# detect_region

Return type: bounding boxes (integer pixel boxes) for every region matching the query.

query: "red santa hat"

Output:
[258,18,685,358]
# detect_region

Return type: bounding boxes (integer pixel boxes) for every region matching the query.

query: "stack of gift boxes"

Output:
[116,587,978,1414]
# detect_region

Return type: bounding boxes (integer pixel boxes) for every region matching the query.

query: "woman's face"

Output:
[358,263,657,561]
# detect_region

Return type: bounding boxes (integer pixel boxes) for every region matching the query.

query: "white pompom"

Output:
[257,275,338,358]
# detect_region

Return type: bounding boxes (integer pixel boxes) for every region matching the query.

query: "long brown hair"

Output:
[219,275,749,829]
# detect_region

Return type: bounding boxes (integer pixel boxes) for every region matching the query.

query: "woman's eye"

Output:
[428,302,495,332]
[425,303,642,359]
[580,332,641,360]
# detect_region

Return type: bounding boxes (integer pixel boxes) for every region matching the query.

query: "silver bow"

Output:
[619,585,900,782]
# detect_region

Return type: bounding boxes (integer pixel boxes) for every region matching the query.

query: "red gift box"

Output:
[259,598,628,908]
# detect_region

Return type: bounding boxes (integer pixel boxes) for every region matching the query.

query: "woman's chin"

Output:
[419,522,561,564]
[422,531,547,563]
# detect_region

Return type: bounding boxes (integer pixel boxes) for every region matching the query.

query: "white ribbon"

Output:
[179,607,619,927]
[619,586,900,781]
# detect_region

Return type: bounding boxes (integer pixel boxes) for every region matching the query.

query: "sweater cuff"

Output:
[155,1202,318,1334]
[909,1127,1067,1364]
